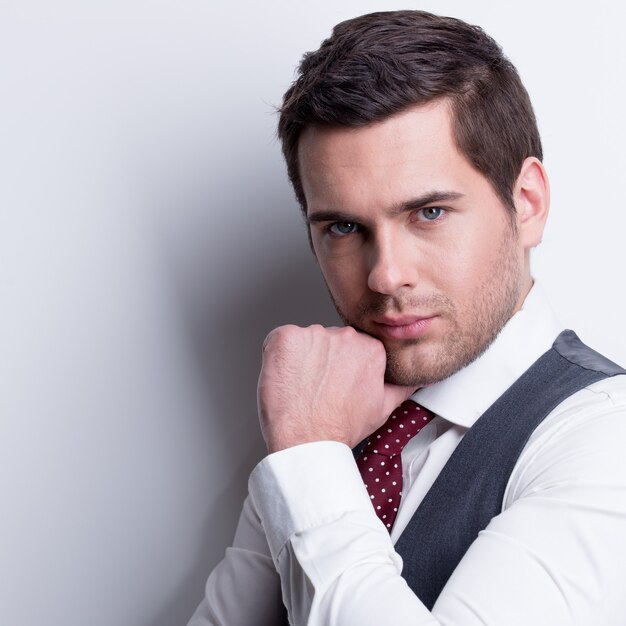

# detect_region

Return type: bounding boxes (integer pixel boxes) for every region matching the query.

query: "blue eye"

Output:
[420,207,444,221]
[329,222,359,236]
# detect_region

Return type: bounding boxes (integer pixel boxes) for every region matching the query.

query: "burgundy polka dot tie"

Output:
[356,399,435,532]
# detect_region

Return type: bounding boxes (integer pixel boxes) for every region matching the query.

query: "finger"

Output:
[262,333,272,353]
[382,383,418,417]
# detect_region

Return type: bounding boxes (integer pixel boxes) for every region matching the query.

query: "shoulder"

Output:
[504,374,626,507]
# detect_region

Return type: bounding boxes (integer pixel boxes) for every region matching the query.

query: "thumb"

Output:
[381,383,418,418]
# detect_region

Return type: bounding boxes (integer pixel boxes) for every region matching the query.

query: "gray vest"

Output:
[394,329,625,609]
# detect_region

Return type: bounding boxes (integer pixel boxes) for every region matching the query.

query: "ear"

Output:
[512,157,550,249]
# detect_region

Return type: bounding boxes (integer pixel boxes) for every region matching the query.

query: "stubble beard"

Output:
[328,230,524,388]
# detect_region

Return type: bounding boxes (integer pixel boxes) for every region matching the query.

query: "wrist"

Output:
[266,429,352,454]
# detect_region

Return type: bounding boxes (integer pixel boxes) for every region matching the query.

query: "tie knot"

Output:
[363,399,435,457]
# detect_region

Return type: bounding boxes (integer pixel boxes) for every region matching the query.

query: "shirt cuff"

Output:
[248,440,376,560]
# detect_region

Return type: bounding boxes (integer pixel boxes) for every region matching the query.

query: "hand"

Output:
[257,324,415,453]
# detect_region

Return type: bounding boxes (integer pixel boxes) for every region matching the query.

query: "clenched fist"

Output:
[257,325,415,453]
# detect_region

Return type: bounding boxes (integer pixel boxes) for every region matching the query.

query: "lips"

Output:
[371,315,436,340]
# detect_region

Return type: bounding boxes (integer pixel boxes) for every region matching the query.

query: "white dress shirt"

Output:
[189,284,626,625]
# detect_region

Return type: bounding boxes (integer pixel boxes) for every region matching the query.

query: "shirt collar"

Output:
[411,283,564,429]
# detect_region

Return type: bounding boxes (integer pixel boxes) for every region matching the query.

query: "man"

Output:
[189,10,626,625]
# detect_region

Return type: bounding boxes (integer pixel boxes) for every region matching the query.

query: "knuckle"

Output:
[264,324,298,349]
[366,336,387,358]
[281,324,301,337]
[336,326,358,342]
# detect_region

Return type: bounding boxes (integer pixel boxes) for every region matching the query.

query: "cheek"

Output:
[461,228,519,291]
[318,257,363,307]
[434,230,504,293]
[456,246,490,281]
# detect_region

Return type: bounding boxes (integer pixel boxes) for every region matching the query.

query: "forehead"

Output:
[297,101,481,213]
[300,100,452,162]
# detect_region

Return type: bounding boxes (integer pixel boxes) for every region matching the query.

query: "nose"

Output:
[366,230,417,295]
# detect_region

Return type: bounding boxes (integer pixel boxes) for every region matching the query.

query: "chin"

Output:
[383,343,441,387]
[382,335,481,387]
[384,361,444,388]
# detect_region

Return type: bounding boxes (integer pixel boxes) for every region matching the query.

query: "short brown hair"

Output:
[278,10,542,214]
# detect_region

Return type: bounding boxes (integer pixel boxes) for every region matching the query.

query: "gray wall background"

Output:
[1,1,624,624]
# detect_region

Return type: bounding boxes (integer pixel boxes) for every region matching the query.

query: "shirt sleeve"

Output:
[187,494,287,626]
[248,441,437,625]
[248,398,626,626]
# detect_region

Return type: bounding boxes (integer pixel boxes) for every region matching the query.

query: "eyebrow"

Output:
[306,190,464,224]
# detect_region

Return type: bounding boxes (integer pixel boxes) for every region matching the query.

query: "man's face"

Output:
[299,101,534,387]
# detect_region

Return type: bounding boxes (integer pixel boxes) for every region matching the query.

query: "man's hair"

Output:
[278,10,543,215]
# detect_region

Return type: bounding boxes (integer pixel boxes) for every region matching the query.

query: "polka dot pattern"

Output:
[356,400,435,532]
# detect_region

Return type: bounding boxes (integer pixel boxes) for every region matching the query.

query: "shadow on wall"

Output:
[151,180,339,624]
